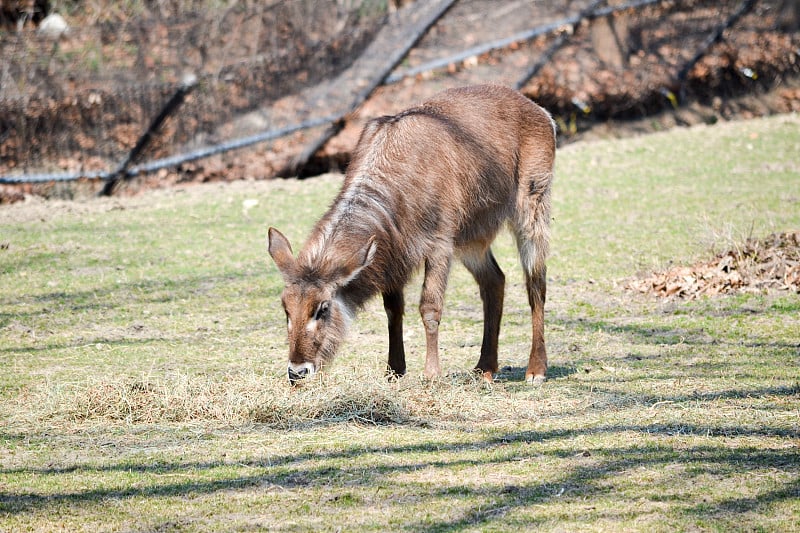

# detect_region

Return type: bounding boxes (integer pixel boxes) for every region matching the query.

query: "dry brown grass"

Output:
[10,367,520,429]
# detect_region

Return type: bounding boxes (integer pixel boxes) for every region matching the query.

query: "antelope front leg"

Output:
[383,291,406,378]
[419,255,452,379]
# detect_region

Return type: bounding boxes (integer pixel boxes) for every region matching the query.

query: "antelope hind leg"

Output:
[462,248,505,383]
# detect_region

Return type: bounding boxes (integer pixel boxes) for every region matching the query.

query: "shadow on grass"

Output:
[0,336,175,356]
[0,319,268,356]
[495,364,577,382]
[586,382,800,411]
[555,315,800,351]
[2,421,797,530]
[685,478,800,521]
[404,449,800,533]
[0,267,273,323]
[0,267,276,356]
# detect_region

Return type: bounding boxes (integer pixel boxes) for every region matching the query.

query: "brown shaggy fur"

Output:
[269,84,555,384]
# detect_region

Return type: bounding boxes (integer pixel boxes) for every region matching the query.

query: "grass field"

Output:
[1,114,799,531]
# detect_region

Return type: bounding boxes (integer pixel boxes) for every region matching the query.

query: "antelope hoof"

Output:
[386,368,406,382]
[423,369,442,381]
[526,374,546,385]
[475,369,494,383]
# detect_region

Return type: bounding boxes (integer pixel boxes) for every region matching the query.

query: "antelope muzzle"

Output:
[288,362,316,385]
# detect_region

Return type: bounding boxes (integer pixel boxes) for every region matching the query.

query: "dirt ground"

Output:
[1,0,799,203]
[163,0,800,185]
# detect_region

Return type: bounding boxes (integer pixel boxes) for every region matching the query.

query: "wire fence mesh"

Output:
[0,0,798,190]
[1,0,388,178]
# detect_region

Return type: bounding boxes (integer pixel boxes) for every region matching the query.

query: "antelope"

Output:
[268,84,555,385]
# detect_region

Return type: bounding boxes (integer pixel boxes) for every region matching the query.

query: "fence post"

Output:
[100,74,198,196]
[277,0,457,178]
[675,0,757,103]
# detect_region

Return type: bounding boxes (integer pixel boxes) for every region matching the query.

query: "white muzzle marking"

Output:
[288,362,316,384]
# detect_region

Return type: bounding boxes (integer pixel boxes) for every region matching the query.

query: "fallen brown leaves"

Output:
[628,231,800,299]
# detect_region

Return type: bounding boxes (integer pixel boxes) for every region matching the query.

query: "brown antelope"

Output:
[268,84,555,385]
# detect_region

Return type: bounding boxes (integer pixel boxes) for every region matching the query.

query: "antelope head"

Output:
[267,227,376,385]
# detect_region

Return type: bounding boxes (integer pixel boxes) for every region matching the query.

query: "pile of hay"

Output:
[11,368,511,429]
[628,231,800,299]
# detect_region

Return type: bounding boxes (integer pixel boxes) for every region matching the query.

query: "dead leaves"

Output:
[628,231,800,299]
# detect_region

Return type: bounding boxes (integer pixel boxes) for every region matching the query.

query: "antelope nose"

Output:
[288,366,308,385]
[288,362,315,385]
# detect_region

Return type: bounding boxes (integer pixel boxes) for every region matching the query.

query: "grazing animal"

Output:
[268,84,555,385]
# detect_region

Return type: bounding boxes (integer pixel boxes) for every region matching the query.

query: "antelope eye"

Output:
[314,300,331,321]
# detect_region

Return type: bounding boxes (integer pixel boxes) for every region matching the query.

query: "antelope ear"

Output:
[335,236,377,288]
[267,227,296,280]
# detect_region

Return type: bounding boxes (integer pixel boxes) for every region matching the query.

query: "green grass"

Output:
[1,114,799,531]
